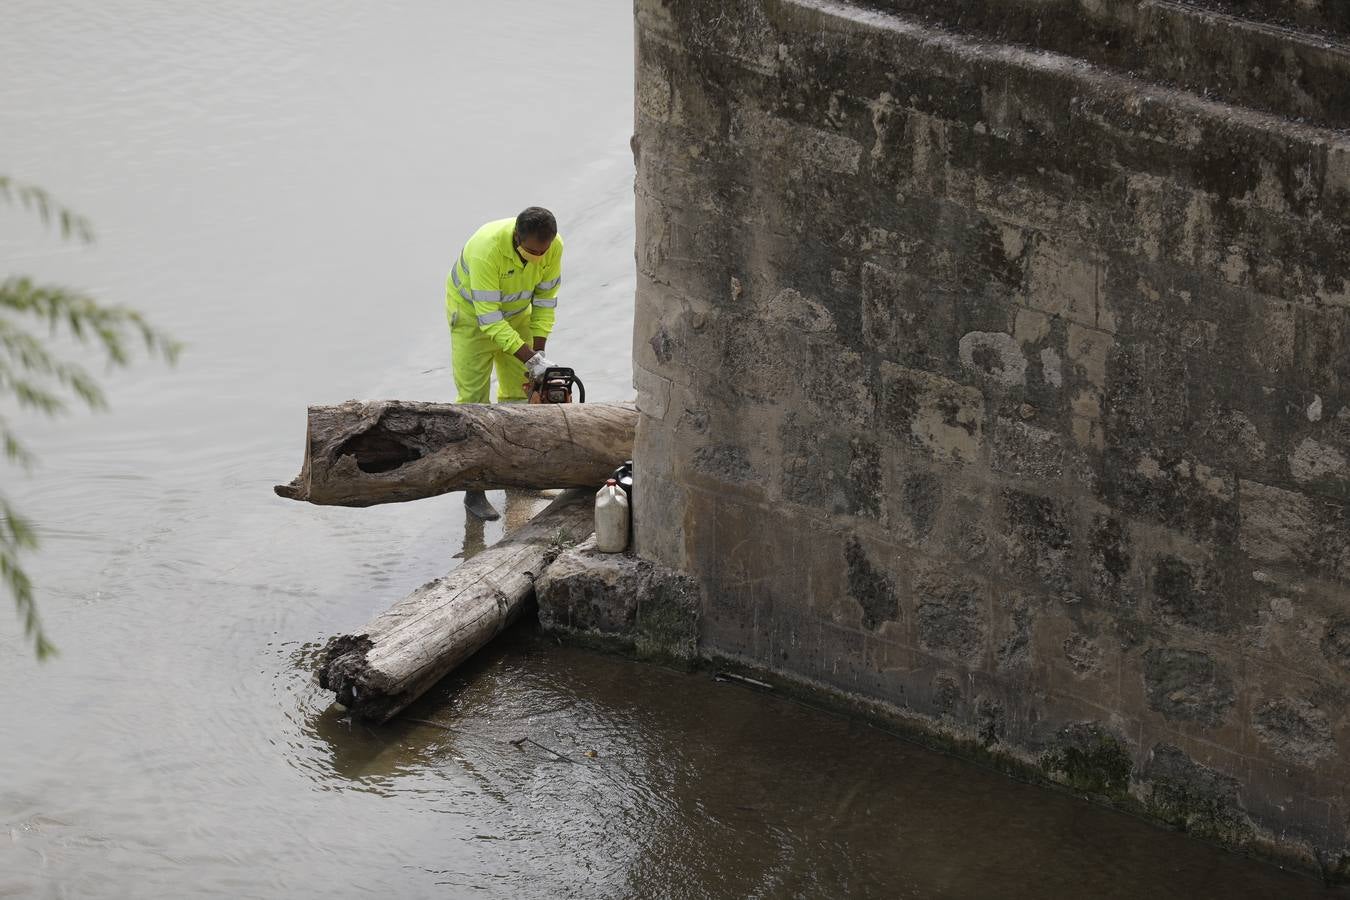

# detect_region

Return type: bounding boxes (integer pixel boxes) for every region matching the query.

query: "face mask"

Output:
[517,245,546,264]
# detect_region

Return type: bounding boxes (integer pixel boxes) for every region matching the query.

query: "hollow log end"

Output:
[318,633,374,697]
[318,633,407,722]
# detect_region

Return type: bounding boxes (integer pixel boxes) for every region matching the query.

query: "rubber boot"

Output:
[464,489,501,521]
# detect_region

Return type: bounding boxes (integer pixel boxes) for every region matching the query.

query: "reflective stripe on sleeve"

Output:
[472,289,502,303]
[535,277,560,291]
[477,310,505,325]
[450,266,473,303]
[532,297,558,308]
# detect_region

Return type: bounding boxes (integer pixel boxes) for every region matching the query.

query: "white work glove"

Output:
[525,352,556,380]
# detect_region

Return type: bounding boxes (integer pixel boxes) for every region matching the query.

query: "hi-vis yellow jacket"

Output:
[445,218,562,356]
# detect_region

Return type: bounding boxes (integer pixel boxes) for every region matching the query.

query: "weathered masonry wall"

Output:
[858,0,1350,129]
[632,0,1350,869]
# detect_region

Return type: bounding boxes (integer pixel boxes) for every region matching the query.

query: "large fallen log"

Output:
[275,400,636,507]
[319,488,594,722]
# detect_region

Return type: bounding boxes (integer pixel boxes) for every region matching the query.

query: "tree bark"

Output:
[318,488,595,722]
[274,400,636,507]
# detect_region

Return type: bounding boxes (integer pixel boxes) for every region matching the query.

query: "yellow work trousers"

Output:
[449,300,531,403]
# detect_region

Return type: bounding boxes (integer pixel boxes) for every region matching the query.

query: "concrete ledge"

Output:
[535,537,701,662]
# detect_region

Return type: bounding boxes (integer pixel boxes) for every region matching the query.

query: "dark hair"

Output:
[515,206,557,241]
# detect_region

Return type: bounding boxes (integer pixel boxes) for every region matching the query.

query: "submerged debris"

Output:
[713,672,774,690]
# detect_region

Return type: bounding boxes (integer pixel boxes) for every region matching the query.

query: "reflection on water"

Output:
[456,490,551,561]
[459,514,488,562]
[289,627,1335,899]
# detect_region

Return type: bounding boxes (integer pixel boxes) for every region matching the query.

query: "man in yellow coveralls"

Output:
[446,206,564,521]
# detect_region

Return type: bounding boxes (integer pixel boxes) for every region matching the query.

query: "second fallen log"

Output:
[274,399,637,507]
[318,488,594,722]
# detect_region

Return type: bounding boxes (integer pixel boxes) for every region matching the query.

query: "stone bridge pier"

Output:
[629,0,1350,871]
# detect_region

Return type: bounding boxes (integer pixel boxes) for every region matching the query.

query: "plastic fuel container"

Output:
[595,478,630,553]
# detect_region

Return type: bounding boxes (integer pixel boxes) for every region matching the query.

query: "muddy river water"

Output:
[0,2,1341,896]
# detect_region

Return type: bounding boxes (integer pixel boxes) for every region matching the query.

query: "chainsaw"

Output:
[526,366,585,404]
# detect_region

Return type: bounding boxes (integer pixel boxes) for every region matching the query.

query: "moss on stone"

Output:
[1144,745,1253,846]
[1038,723,1134,798]
[634,570,699,663]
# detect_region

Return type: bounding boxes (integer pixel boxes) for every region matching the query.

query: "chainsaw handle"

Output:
[533,367,585,403]
[543,367,583,402]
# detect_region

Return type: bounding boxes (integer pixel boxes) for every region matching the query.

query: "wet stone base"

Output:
[534,548,1344,884]
[535,538,701,663]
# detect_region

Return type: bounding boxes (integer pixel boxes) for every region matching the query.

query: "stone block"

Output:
[1060,628,1107,680]
[1195,406,1269,474]
[632,415,687,569]
[691,443,756,484]
[878,362,985,465]
[1065,323,1112,389]
[782,419,883,519]
[1023,241,1102,329]
[860,262,958,370]
[1015,306,1053,344]
[913,565,988,664]
[1241,296,1297,376]
[994,591,1036,672]
[1150,554,1227,632]
[1039,346,1064,388]
[1101,451,1239,544]
[958,330,1027,387]
[1143,744,1254,844]
[536,539,701,661]
[1038,722,1134,798]
[945,488,993,564]
[635,58,676,124]
[634,195,733,302]
[1240,482,1350,586]
[799,339,877,425]
[1088,514,1133,607]
[975,693,1008,747]
[1289,437,1349,494]
[845,535,901,632]
[1294,304,1350,394]
[991,417,1065,479]
[730,104,863,176]
[711,318,802,404]
[1326,143,1350,206]
[1239,479,1318,566]
[536,542,640,636]
[892,467,943,543]
[1250,695,1338,768]
[1000,489,1075,594]
[1320,617,1350,674]
[1141,647,1236,728]
[634,364,673,421]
